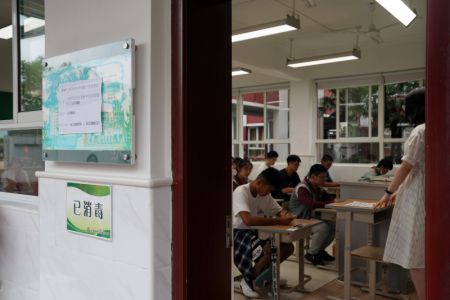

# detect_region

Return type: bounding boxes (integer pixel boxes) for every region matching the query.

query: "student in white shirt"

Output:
[233,167,294,298]
[249,150,278,181]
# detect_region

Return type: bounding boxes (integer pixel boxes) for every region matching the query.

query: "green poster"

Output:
[66,182,112,240]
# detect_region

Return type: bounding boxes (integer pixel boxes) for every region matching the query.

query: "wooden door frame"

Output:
[171,0,450,299]
[425,0,450,299]
[172,1,232,299]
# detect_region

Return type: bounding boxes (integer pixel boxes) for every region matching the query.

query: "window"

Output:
[18,0,45,112]
[0,129,43,196]
[317,74,424,164]
[0,0,45,198]
[232,87,290,161]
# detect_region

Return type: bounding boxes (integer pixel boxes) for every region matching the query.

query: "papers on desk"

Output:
[345,201,376,208]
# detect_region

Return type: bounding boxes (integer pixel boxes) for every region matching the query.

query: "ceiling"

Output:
[232,0,426,87]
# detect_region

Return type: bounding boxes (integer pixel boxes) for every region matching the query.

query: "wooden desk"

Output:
[325,199,392,300]
[251,218,321,298]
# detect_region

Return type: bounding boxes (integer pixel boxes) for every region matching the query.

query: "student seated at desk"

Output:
[232,159,253,191]
[233,167,295,298]
[320,154,340,187]
[249,150,278,181]
[271,154,301,203]
[359,157,394,181]
[289,164,336,266]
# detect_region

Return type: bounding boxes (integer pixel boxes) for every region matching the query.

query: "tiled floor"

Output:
[232,261,416,300]
[233,260,339,300]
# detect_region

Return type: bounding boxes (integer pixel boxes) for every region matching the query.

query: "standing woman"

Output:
[232,159,253,191]
[375,88,426,299]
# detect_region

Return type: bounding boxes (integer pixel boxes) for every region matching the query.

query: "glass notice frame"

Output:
[42,38,135,164]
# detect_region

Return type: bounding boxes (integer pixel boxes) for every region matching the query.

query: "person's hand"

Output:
[277,215,295,225]
[375,193,397,208]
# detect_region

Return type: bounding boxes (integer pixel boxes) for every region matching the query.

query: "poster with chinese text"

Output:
[66,182,112,240]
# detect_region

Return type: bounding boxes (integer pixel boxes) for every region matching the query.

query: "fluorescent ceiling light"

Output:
[0,17,45,40]
[375,0,416,26]
[232,68,252,76]
[232,15,300,43]
[287,48,361,68]
[0,25,13,39]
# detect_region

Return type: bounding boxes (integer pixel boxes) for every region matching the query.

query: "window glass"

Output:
[266,89,289,139]
[317,88,337,139]
[371,85,379,137]
[18,0,45,112]
[0,0,13,121]
[384,81,420,138]
[383,142,404,164]
[319,143,379,164]
[243,143,290,162]
[242,92,264,142]
[0,129,44,196]
[243,143,265,161]
[339,86,369,138]
[231,96,237,140]
[266,143,290,162]
[232,144,239,158]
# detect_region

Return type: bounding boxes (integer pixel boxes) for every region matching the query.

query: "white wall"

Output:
[0,201,39,300]
[37,0,172,300]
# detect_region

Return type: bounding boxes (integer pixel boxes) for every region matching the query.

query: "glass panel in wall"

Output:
[383,142,404,164]
[317,88,336,139]
[371,85,379,137]
[266,89,289,139]
[384,81,420,138]
[242,92,264,142]
[319,143,379,164]
[0,129,44,196]
[232,96,237,140]
[18,0,45,112]
[0,0,13,121]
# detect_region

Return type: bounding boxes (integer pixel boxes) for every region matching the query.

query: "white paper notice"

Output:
[58,78,103,134]
[345,201,376,208]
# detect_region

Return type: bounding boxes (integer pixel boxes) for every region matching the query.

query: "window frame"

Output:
[315,71,425,164]
[232,84,291,161]
[0,0,44,202]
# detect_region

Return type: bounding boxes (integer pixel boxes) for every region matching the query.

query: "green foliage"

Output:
[20,57,44,112]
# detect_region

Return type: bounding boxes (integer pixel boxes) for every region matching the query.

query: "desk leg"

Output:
[344,211,352,300]
[298,239,305,289]
[272,233,281,300]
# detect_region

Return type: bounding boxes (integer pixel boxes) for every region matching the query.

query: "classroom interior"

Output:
[231,0,425,299]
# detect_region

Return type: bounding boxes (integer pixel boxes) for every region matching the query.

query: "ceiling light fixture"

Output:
[287,30,362,68]
[287,48,361,68]
[232,67,252,76]
[375,0,416,26]
[232,14,300,43]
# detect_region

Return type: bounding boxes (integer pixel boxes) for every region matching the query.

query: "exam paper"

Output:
[345,201,376,208]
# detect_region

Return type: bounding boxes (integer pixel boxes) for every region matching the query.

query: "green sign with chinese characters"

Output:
[66,182,112,240]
